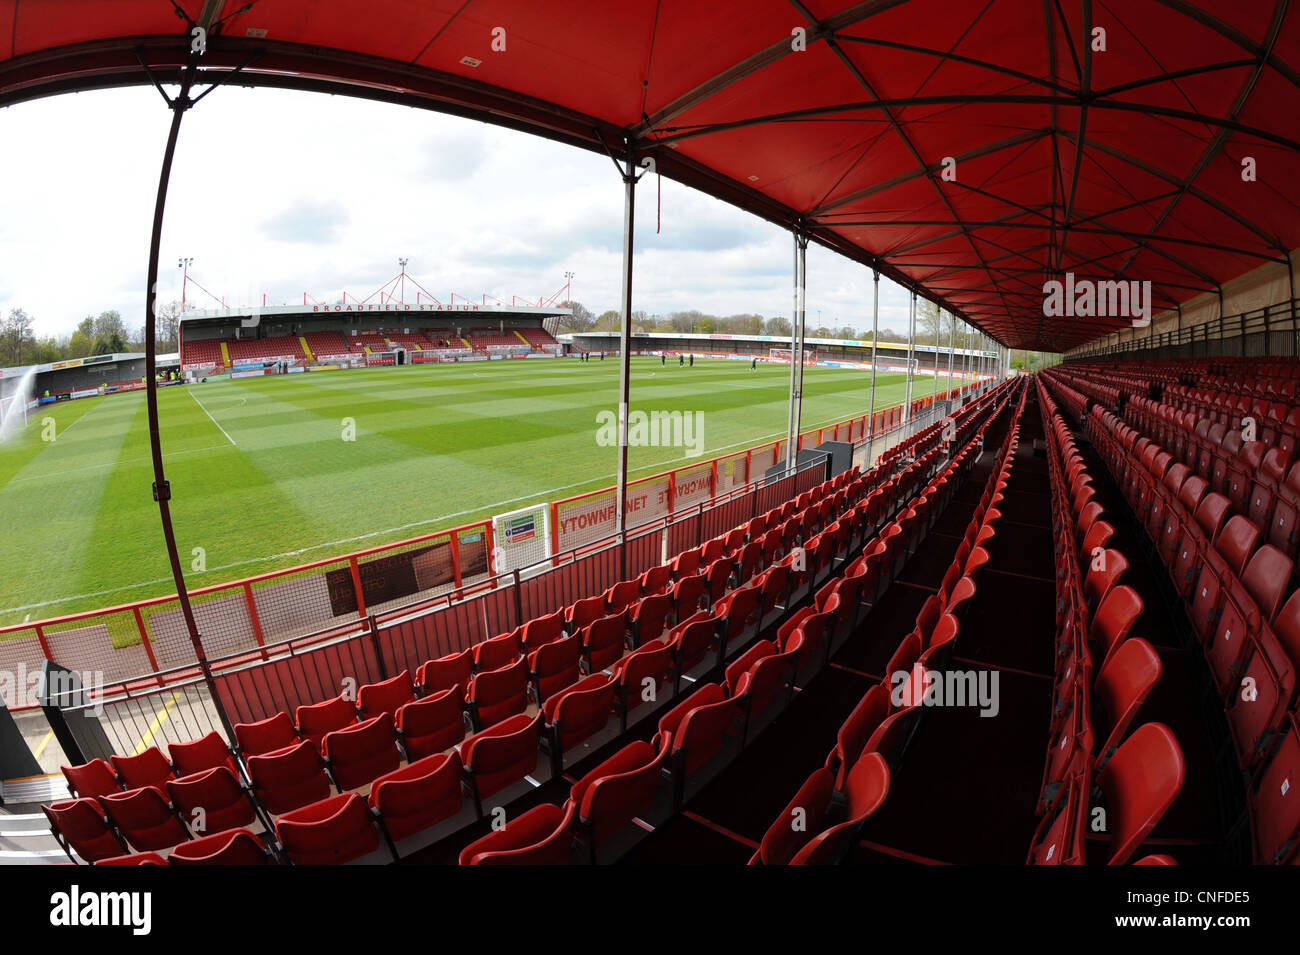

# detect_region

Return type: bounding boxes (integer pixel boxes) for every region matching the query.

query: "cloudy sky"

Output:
[0,83,938,340]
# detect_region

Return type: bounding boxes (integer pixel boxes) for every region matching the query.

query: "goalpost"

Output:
[768,347,817,364]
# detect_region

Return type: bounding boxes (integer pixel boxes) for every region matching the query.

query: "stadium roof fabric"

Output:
[3,1,1299,351]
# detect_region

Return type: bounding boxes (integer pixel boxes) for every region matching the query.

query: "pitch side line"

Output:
[187,387,237,446]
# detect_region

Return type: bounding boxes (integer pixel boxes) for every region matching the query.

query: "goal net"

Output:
[768,347,817,364]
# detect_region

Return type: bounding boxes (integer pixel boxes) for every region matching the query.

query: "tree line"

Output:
[0,303,182,367]
[545,297,950,347]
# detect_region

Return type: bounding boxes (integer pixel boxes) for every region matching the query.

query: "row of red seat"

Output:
[1066,356,1300,404]
[1043,369,1299,864]
[750,379,1024,863]
[1032,378,1182,866]
[1119,394,1300,570]
[48,463,889,865]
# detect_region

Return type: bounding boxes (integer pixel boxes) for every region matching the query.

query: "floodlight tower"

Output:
[398,258,409,304]
[178,257,193,313]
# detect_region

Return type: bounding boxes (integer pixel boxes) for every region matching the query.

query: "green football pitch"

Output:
[0,358,954,625]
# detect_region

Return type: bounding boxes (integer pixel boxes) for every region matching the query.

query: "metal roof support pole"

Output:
[945,309,956,398]
[902,289,916,424]
[786,231,809,467]
[1287,254,1297,357]
[142,45,237,746]
[614,154,640,580]
[867,269,880,433]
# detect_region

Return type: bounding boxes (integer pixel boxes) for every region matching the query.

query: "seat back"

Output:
[357,670,415,721]
[368,751,464,842]
[247,740,332,815]
[467,656,530,729]
[295,695,357,752]
[322,712,401,790]
[458,802,574,865]
[276,792,380,865]
[396,684,466,760]
[1093,637,1162,758]
[168,828,270,865]
[416,648,474,696]
[1095,722,1185,865]
[234,711,300,758]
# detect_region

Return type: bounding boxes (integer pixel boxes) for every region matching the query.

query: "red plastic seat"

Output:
[628,593,674,647]
[43,798,125,863]
[671,547,701,579]
[1227,628,1295,769]
[167,828,270,865]
[1240,544,1294,622]
[322,712,402,790]
[465,656,530,730]
[109,746,174,797]
[473,628,523,672]
[395,685,466,760]
[168,731,237,778]
[605,579,641,615]
[522,608,566,653]
[1084,549,1129,610]
[1093,638,1162,761]
[580,610,629,673]
[369,751,464,842]
[825,683,891,789]
[610,638,674,728]
[1094,722,1185,865]
[570,737,668,861]
[295,695,357,754]
[789,753,891,865]
[460,712,543,814]
[566,594,607,632]
[641,562,673,595]
[655,683,738,805]
[100,786,190,852]
[542,672,617,763]
[165,766,257,836]
[528,631,582,705]
[1215,514,1261,577]
[61,758,121,800]
[1252,713,1300,864]
[458,801,574,865]
[1090,585,1143,677]
[234,711,300,758]
[246,740,333,815]
[276,792,381,865]
[751,767,835,866]
[671,571,707,620]
[95,851,167,865]
[706,557,734,606]
[669,610,718,679]
[714,583,760,645]
[416,648,473,696]
[357,670,415,720]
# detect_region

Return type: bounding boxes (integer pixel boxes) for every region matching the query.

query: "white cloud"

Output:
[0,84,951,340]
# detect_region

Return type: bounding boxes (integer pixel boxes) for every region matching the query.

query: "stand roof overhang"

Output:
[3,0,1299,352]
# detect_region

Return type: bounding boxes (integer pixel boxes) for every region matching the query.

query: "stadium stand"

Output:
[226,336,308,361]
[44,377,1021,865]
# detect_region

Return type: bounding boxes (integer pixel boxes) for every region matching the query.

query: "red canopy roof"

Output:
[3,1,1298,351]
